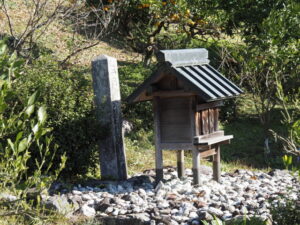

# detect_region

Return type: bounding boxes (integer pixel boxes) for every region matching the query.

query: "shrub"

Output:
[0,40,66,223]
[15,56,100,176]
[119,62,153,131]
[14,58,153,177]
[270,194,300,225]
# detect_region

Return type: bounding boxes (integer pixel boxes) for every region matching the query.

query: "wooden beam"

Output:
[151,90,196,98]
[192,148,201,185]
[201,110,209,135]
[194,134,233,146]
[153,97,163,183]
[145,84,158,96]
[200,149,216,158]
[197,130,224,139]
[213,108,219,131]
[196,145,211,151]
[213,145,221,182]
[190,96,201,185]
[126,65,169,103]
[196,101,224,111]
[208,108,214,133]
[160,143,194,150]
[177,150,185,178]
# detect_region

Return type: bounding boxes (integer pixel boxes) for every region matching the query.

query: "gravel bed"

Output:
[42,166,300,225]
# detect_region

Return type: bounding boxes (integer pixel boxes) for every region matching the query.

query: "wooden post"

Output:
[213,144,221,182]
[192,147,201,185]
[177,150,185,178]
[191,97,201,185]
[91,55,128,180]
[153,97,163,183]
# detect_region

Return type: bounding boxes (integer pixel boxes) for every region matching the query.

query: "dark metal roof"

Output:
[157,48,209,66]
[174,64,243,100]
[126,49,243,103]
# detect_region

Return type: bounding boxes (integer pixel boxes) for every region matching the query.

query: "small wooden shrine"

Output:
[127,49,243,184]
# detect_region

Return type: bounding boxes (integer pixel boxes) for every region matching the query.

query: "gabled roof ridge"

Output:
[126,49,243,104]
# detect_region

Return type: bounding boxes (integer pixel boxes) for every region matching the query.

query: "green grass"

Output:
[221,96,290,170]
[122,94,290,175]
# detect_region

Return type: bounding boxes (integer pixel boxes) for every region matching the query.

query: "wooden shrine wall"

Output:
[196,108,219,135]
[160,97,192,143]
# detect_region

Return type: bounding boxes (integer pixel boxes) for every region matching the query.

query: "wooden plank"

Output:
[195,130,224,139]
[190,96,201,185]
[177,150,185,178]
[213,145,221,182]
[201,110,209,135]
[152,90,196,98]
[153,97,163,183]
[157,74,177,90]
[161,125,192,143]
[198,112,202,136]
[214,108,219,131]
[190,96,196,139]
[192,148,201,185]
[200,149,216,158]
[145,84,158,96]
[126,66,168,103]
[208,108,214,133]
[196,145,211,151]
[195,112,200,137]
[160,97,192,143]
[160,97,191,110]
[160,108,190,124]
[194,135,233,145]
[160,143,194,150]
[196,101,224,111]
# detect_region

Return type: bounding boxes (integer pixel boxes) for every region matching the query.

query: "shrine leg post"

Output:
[213,144,221,182]
[192,148,201,185]
[177,150,185,178]
[153,97,163,183]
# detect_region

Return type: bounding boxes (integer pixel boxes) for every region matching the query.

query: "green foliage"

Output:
[282,155,293,169]
[0,40,66,223]
[219,0,300,44]
[202,216,224,225]
[202,215,270,225]
[114,0,222,64]
[0,40,23,83]
[15,56,100,176]
[270,78,300,174]
[270,194,300,225]
[119,63,153,131]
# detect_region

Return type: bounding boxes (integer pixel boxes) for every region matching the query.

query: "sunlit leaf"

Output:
[18,138,28,152]
[0,41,7,55]
[32,124,39,134]
[28,91,38,106]
[16,132,23,142]
[25,105,35,117]
[7,139,14,151]
[38,106,47,124]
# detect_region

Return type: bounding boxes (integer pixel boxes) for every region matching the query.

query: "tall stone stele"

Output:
[91,55,128,180]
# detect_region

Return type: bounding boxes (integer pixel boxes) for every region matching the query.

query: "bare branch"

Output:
[1,0,15,37]
[60,41,100,66]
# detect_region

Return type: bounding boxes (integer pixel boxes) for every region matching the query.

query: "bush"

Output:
[14,58,154,177]
[270,194,300,225]
[0,40,66,224]
[15,56,100,176]
[119,62,153,131]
